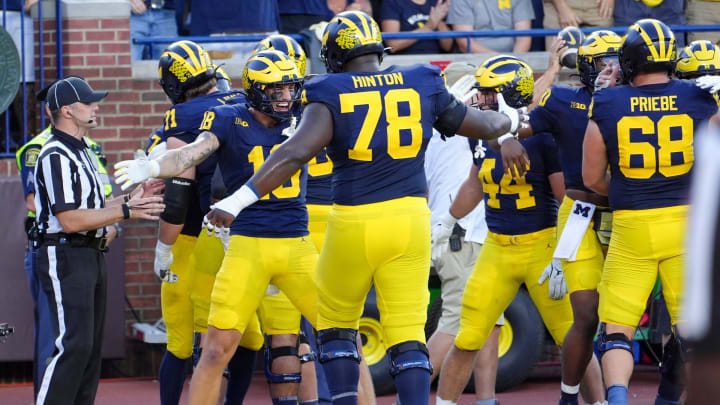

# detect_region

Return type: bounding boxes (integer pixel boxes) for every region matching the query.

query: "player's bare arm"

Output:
[456,108,512,141]
[582,119,609,195]
[114,131,219,190]
[449,164,484,219]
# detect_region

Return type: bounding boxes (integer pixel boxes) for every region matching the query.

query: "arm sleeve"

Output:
[19,145,42,196]
[41,153,79,213]
[541,133,562,175]
[512,0,535,23]
[446,0,474,26]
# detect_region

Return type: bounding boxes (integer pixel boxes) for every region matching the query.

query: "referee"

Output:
[33,76,165,405]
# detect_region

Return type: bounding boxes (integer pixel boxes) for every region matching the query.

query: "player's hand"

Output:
[114,155,160,191]
[431,211,457,263]
[281,116,298,138]
[448,74,479,104]
[538,259,567,300]
[500,137,530,178]
[549,37,568,70]
[129,0,146,14]
[497,93,529,134]
[154,241,178,283]
[203,210,233,238]
[147,141,167,160]
[696,75,720,94]
[594,61,621,92]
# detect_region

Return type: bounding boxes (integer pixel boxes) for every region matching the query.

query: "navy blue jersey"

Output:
[205,103,308,238]
[590,80,718,211]
[301,64,454,205]
[307,148,333,205]
[278,0,330,17]
[475,133,561,235]
[529,85,592,193]
[380,0,443,54]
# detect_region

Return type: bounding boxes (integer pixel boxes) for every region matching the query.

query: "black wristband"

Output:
[124,194,130,203]
[122,203,131,219]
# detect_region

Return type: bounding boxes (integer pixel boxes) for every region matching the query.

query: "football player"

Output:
[117,50,318,405]
[149,40,262,405]
[433,56,580,405]
[583,19,720,405]
[501,30,623,405]
[191,11,525,405]
[676,39,720,80]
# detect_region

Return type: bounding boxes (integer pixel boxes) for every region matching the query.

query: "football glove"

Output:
[154,241,178,283]
[448,74,479,103]
[114,154,160,191]
[538,259,567,300]
[696,75,720,94]
[431,211,457,263]
[497,93,529,134]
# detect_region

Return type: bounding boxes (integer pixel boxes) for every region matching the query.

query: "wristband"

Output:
[497,133,515,145]
[122,203,131,219]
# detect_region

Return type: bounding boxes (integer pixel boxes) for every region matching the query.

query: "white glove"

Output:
[281,116,298,138]
[147,141,167,161]
[497,93,529,134]
[696,75,720,94]
[154,241,178,283]
[114,155,160,191]
[448,74,479,103]
[538,259,567,300]
[266,284,280,296]
[431,211,458,263]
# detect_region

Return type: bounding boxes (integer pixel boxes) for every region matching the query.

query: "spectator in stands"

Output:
[189,0,279,35]
[278,0,332,34]
[328,0,374,16]
[381,0,453,54]
[542,0,613,50]
[687,0,720,45]
[130,0,178,60]
[2,0,36,150]
[447,0,535,53]
[613,0,686,47]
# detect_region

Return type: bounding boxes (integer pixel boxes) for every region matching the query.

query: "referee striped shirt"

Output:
[34,127,107,238]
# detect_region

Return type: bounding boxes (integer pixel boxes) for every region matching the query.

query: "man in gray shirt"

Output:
[447,0,535,53]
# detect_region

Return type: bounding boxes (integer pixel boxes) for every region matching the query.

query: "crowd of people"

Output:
[13,2,720,405]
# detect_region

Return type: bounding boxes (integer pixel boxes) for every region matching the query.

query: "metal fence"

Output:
[0,1,63,158]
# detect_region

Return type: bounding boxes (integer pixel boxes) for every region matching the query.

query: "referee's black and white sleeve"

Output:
[41,151,80,213]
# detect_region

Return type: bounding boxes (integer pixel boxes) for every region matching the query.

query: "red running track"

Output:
[0,367,660,404]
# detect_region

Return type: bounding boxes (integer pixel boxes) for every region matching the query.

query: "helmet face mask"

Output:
[577,30,622,90]
[619,19,677,84]
[473,55,534,111]
[243,50,304,122]
[320,11,385,73]
[675,40,720,80]
[158,40,216,104]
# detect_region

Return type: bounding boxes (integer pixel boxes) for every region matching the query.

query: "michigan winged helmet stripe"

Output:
[676,40,720,79]
[243,50,303,122]
[335,10,382,46]
[473,55,534,109]
[630,19,675,62]
[254,34,308,77]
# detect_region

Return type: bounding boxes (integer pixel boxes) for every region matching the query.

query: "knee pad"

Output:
[317,328,360,364]
[298,332,317,364]
[264,336,302,384]
[597,328,634,359]
[388,340,433,377]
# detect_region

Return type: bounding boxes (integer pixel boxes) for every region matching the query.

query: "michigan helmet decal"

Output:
[158,40,216,104]
[320,11,384,73]
[214,65,232,92]
[253,34,308,77]
[620,19,677,82]
[242,50,304,121]
[473,55,534,110]
[675,40,720,79]
[577,30,623,90]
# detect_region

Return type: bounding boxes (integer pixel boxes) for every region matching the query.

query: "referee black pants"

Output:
[34,244,107,405]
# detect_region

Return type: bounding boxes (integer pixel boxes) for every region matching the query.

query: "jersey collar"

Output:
[51,126,88,150]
